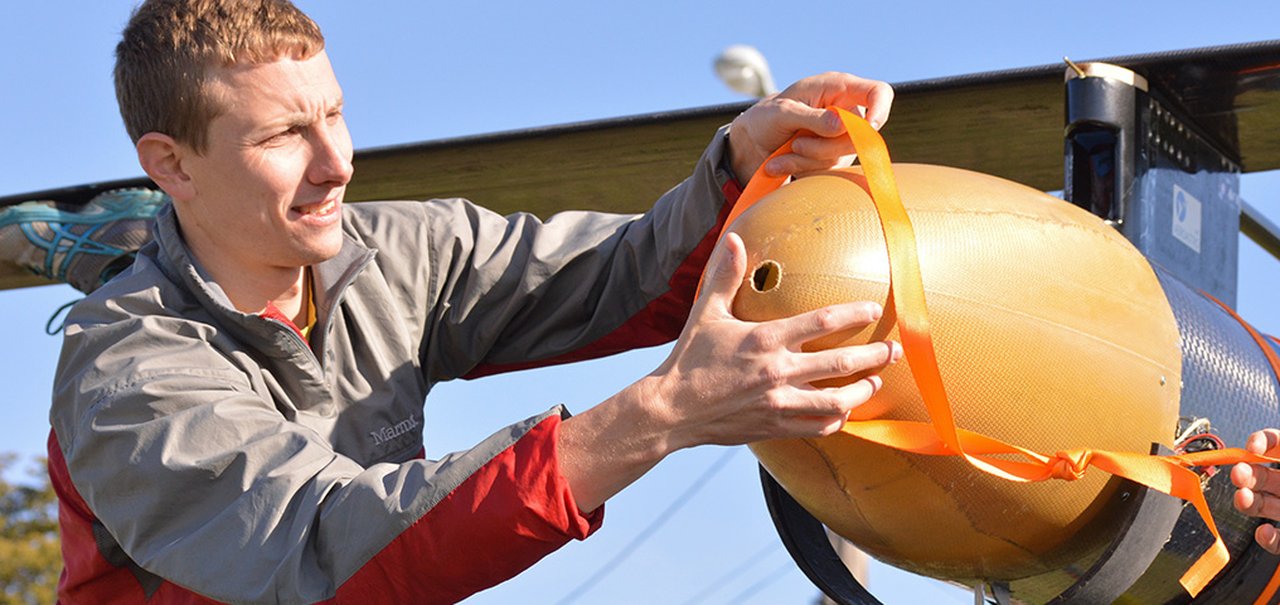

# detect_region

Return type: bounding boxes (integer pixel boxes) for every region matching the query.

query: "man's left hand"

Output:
[727,72,894,181]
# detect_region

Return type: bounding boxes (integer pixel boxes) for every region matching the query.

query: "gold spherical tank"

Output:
[736,164,1182,582]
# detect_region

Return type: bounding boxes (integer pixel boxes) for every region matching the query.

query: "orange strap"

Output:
[715,107,1280,598]
[1206,293,1280,387]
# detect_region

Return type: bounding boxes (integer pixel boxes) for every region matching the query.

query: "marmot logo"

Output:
[370,414,420,446]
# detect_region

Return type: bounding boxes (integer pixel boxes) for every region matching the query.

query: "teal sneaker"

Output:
[0,188,168,294]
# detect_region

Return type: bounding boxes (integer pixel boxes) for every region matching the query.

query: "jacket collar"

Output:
[150,203,376,359]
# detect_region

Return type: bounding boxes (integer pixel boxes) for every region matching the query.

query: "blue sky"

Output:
[2,1,1278,603]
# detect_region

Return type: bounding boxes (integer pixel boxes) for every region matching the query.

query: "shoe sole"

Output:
[0,189,167,227]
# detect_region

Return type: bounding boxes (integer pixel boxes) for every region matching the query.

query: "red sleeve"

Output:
[331,413,602,605]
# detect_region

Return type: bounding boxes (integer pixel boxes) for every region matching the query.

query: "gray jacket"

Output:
[49,129,737,604]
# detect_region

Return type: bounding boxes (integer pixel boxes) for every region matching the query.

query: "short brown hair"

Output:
[114,0,325,152]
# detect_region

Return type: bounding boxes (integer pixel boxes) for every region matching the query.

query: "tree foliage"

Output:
[0,454,59,605]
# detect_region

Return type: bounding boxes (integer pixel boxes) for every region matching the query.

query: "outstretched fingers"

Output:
[766,375,886,437]
[664,234,904,447]
[757,301,885,351]
[789,341,901,385]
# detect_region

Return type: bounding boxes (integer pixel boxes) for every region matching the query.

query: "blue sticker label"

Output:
[1171,184,1202,253]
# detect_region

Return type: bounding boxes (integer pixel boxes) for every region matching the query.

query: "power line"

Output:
[556,447,740,605]
[721,559,795,604]
[675,541,779,605]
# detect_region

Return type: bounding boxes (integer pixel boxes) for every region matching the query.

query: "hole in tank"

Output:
[752,260,782,292]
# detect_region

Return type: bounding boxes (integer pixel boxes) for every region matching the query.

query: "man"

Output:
[45,1,898,603]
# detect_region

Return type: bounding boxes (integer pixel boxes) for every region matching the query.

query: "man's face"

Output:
[177,50,353,281]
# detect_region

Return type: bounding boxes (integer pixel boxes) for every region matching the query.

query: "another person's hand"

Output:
[646,231,900,451]
[1232,429,1280,552]
[727,72,894,181]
